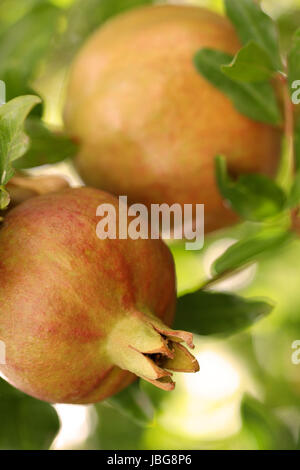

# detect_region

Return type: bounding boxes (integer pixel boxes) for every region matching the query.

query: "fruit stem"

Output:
[276,72,295,188]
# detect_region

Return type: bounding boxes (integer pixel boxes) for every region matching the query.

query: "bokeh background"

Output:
[1,0,300,450]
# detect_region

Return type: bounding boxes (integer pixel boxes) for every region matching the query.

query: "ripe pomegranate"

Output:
[0,187,198,404]
[64,4,281,233]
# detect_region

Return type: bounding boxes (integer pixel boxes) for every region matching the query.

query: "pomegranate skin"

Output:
[0,187,179,404]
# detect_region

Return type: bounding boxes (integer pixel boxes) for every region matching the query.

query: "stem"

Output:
[277,72,295,183]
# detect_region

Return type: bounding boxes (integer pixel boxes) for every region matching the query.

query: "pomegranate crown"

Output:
[107,310,199,391]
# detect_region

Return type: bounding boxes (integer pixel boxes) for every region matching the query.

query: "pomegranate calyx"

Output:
[106,312,199,391]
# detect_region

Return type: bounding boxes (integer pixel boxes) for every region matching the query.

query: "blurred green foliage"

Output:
[0,0,300,451]
[0,2,62,101]
[0,378,59,450]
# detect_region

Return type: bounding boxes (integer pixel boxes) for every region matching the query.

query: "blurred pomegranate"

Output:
[64,5,281,233]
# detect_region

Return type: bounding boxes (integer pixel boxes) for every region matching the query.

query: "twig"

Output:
[277,72,295,178]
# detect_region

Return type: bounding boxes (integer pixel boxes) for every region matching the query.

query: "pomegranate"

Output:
[0,187,198,404]
[64,4,281,233]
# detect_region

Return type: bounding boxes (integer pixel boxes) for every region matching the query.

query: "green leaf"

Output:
[213,229,291,275]
[93,402,144,450]
[224,0,282,71]
[0,378,59,450]
[222,41,275,83]
[215,155,287,222]
[0,95,41,187]
[174,290,273,337]
[277,9,300,54]
[0,186,10,209]
[0,3,61,100]
[288,29,300,98]
[241,394,296,450]
[194,49,281,125]
[106,381,153,427]
[13,117,78,169]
